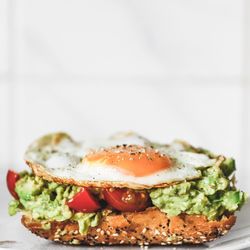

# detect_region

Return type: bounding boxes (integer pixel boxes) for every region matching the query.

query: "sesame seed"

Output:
[71,239,80,245]
[100,230,105,235]
[96,228,101,232]
[94,235,99,239]
[142,228,147,234]
[120,240,124,244]
[162,232,167,236]
[60,229,67,236]
[112,233,119,237]
[154,229,160,235]
[175,242,182,245]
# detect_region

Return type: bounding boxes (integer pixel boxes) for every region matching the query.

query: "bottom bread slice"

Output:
[21,207,236,245]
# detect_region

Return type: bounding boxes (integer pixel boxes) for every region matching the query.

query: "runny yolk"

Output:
[83,145,172,177]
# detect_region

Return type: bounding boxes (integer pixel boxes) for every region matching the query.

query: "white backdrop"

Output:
[0,0,250,192]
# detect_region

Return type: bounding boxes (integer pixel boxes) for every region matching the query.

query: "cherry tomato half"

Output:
[6,170,20,199]
[67,188,101,213]
[103,188,149,212]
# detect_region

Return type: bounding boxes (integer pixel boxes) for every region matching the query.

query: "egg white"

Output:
[25,132,216,188]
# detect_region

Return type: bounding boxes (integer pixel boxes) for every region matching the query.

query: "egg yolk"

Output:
[83,145,172,177]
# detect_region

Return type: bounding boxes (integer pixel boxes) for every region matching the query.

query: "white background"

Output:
[0,0,250,193]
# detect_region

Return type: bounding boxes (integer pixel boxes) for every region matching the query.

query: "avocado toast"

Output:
[7,132,247,245]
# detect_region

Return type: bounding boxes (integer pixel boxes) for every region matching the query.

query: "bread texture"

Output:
[21,207,236,245]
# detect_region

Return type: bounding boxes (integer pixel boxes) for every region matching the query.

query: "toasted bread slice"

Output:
[21,207,236,245]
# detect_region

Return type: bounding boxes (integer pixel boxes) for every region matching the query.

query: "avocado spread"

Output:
[9,172,101,234]
[150,157,247,220]
[8,156,247,234]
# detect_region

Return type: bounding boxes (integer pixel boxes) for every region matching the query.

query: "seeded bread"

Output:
[21,207,236,245]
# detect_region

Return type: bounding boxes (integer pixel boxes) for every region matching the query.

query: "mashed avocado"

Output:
[8,156,247,231]
[8,173,101,234]
[150,157,247,220]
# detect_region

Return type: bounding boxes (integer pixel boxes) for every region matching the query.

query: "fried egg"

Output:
[24,132,217,189]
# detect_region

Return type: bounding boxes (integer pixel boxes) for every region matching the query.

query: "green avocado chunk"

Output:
[150,158,247,220]
[8,155,247,230]
[9,173,101,234]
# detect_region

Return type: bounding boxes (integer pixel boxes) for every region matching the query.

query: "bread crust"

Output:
[21,207,236,245]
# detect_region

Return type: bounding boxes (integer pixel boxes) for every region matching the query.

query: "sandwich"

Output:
[7,132,247,245]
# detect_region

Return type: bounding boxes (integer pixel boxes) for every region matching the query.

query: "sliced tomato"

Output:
[6,170,20,199]
[67,188,101,213]
[103,188,150,212]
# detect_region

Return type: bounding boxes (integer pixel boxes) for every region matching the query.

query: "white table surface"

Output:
[0,171,249,250]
